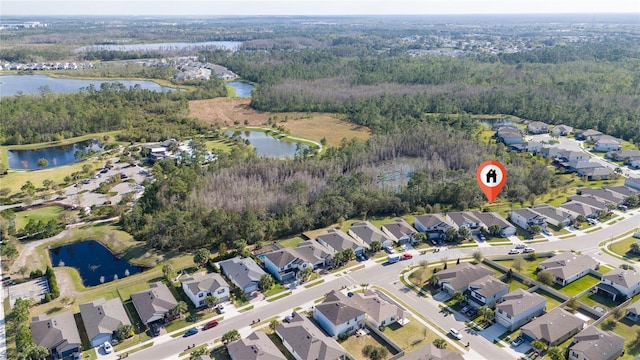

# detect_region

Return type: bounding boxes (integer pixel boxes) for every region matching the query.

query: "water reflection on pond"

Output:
[225,130,309,158]
[7,139,103,170]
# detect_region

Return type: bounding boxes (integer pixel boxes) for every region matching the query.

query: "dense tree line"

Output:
[122,124,554,251]
[0,80,226,145]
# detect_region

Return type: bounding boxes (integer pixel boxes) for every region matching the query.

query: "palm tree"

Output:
[172,301,188,319]
[269,319,280,331]
[531,340,547,355]
[547,347,564,360]
[222,329,241,344]
[453,291,466,304]
[370,240,382,253]
[205,295,218,311]
[478,306,494,324]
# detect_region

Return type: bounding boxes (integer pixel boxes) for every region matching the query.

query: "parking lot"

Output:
[4,277,49,308]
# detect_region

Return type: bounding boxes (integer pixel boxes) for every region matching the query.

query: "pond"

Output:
[49,240,145,287]
[480,118,517,127]
[75,40,242,53]
[227,81,254,97]
[225,130,309,158]
[0,74,177,96]
[7,139,103,170]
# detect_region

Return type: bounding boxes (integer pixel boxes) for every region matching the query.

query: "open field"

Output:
[340,330,396,360]
[610,236,639,260]
[14,205,65,231]
[188,98,370,146]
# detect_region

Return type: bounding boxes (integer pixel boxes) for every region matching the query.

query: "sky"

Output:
[1,0,639,16]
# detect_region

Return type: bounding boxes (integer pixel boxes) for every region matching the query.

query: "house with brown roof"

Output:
[79,297,131,347]
[316,229,365,256]
[568,327,625,360]
[348,221,393,249]
[521,307,585,346]
[30,311,82,358]
[227,331,286,360]
[596,267,640,301]
[538,253,598,286]
[131,282,178,324]
[401,344,464,360]
[276,312,348,360]
[261,248,312,283]
[381,219,417,245]
[495,289,546,331]
[471,211,516,237]
[466,275,509,309]
[435,263,494,295]
[313,290,366,337]
[181,272,229,308]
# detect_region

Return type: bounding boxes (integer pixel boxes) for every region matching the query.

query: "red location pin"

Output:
[476,160,507,204]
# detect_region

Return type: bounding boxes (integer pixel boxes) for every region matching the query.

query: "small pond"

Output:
[49,240,145,287]
[7,139,103,170]
[75,41,243,53]
[0,74,177,96]
[225,130,309,158]
[227,81,254,97]
[480,118,517,127]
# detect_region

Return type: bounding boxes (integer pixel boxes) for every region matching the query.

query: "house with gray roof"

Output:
[80,297,131,347]
[551,124,573,136]
[30,311,81,358]
[381,219,417,245]
[625,298,640,322]
[131,282,178,324]
[531,204,573,228]
[181,272,229,308]
[496,126,524,145]
[575,129,603,141]
[579,166,614,181]
[401,344,464,360]
[435,263,494,295]
[316,229,365,256]
[261,248,312,283]
[295,240,332,269]
[347,289,408,328]
[348,221,392,248]
[509,208,547,231]
[414,214,454,241]
[467,275,509,309]
[540,147,565,159]
[603,185,638,198]
[276,312,348,360]
[569,326,624,360]
[577,188,626,206]
[495,289,546,331]
[471,211,516,237]
[559,201,600,219]
[227,331,286,360]
[219,256,266,295]
[313,290,366,337]
[567,195,610,211]
[605,149,640,163]
[626,176,640,191]
[539,253,598,286]
[596,267,640,301]
[527,121,549,134]
[521,307,585,346]
[445,212,482,233]
[593,136,621,152]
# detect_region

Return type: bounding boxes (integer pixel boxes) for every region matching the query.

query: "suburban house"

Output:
[413,214,455,241]
[593,136,621,152]
[521,307,585,346]
[295,240,332,269]
[181,272,230,308]
[577,188,626,206]
[30,311,82,358]
[348,221,393,249]
[348,289,408,328]
[219,256,267,295]
[227,331,286,360]
[575,129,603,141]
[527,121,549,134]
[401,344,464,360]
[79,298,132,347]
[605,150,640,163]
[131,282,178,324]
[276,312,348,360]
[559,201,601,219]
[261,248,312,283]
[603,185,638,198]
[625,176,640,191]
[557,150,589,162]
[625,299,640,322]
[595,267,640,301]
[466,275,509,309]
[558,160,602,174]
[509,208,547,231]
[445,212,482,233]
[316,229,365,256]
[551,124,573,136]
[471,211,516,237]
[495,289,546,331]
[313,290,366,337]
[567,195,610,212]
[568,326,625,360]
[540,147,565,159]
[435,263,494,294]
[578,167,614,181]
[496,126,524,145]
[524,141,544,154]
[531,204,573,228]
[538,253,598,286]
[381,219,417,245]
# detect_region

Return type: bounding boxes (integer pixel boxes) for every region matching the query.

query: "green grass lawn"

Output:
[610,236,639,260]
[205,139,233,153]
[340,330,397,360]
[264,283,288,297]
[495,256,546,279]
[579,291,622,312]
[555,274,600,297]
[384,320,439,353]
[534,289,564,311]
[277,236,305,248]
[118,282,151,302]
[598,317,640,359]
[14,205,65,231]
[504,278,532,292]
[267,292,292,302]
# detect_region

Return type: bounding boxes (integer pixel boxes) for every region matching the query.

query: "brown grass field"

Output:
[189,98,371,146]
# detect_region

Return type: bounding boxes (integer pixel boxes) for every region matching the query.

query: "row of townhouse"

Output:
[414,211,516,240]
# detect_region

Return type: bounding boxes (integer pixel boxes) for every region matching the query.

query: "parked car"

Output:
[150,324,160,337]
[523,247,535,253]
[541,229,552,236]
[400,253,413,260]
[619,204,628,211]
[515,244,526,249]
[103,342,113,354]
[449,328,463,340]
[100,168,109,174]
[511,336,524,347]
[183,328,199,337]
[478,233,486,241]
[119,173,128,179]
[508,249,520,255]
[587,218,598,225]
[216,304,226,314]
[81,179,90,184]
[385,245,396,253]
[203,320,219,330]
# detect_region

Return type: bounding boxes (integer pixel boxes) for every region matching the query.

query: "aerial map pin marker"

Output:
[476,160,507,204]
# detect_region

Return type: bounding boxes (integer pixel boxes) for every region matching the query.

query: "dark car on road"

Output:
[183,328,199,337]
[203,320,219,330]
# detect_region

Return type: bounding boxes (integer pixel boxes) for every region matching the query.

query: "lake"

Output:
[228,81,254,97]
[75,40,242,53]
[49,240,145,287]
[0,74,176,96]
[481,118,517,127]
[7,139,103,170]
[225,130,309,158]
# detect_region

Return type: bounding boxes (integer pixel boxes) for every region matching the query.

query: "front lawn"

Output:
[340,330,397,360]
[610,236,639,260]
[555,274,600,297]
[494,256,546,279]
[264,283,288,297]
[384,320,438,353]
